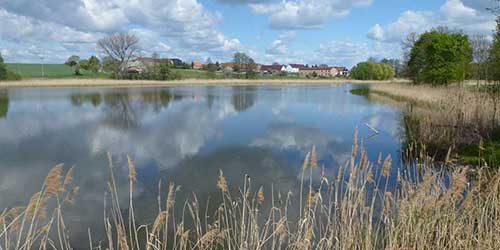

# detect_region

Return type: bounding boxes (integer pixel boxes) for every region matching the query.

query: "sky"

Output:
[0,0,497,68]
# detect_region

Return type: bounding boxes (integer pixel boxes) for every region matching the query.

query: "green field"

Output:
[5,64,337,81]
[6,64,110,79]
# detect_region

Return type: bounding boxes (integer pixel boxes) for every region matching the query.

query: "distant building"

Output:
[126,57,164,74]
[334,67,349,76]
[192,61,204,70]
[260,64,283,75]
[282,64,300,74]
[169,58,183,66]
[298,66,338,77]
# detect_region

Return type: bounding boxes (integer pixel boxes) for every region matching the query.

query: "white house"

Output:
[281,64,300,74]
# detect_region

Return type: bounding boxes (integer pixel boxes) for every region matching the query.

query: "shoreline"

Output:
[0,78,410,88]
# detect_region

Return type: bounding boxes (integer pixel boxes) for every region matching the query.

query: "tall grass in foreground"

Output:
[1,139,499,250]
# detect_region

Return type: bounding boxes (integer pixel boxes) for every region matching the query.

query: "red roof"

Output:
[301,67,334,71]
[289,64,307,70]
[261,64,283,71]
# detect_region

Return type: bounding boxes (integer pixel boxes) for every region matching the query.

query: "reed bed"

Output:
[1,138,499,250]
[368,83,500,158]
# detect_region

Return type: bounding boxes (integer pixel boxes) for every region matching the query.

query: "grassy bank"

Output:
[352,83,500,167]
[5,63,110,79]
[1,141,498,250]
[0,78,409,88]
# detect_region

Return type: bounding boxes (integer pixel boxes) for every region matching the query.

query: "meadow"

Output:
[3,63,335,81]
[5,64,110,79]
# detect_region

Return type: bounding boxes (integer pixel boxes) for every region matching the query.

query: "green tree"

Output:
[408,30,472,85]
[233,52,255,65]
[80,59,89,70]
[490,16,500,81]
[65,55,80,67]
[88,56,101,73]
[0,90,8,118]
[0,53,6,80]
[350,61,395,80]
[65,55,82,75]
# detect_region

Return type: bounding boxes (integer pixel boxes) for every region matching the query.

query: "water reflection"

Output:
[0,84,404,247]
[0,90,8,118]
[231,86,257,112]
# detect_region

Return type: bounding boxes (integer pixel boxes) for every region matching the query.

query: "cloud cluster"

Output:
[250,0,373,29]
[0,0,243,62]
[367,0,495,43]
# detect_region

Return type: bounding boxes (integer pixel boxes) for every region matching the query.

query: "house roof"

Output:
[261,64,283,71]
[289,64,307,70]
[300,66,335,71]
[192,61,204,66]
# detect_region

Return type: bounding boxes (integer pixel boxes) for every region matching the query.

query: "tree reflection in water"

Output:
[0,90,8,118]
[232,86,257,113]
[69,89,184,129]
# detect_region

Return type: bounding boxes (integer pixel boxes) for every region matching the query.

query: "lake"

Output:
[0,84,404,246]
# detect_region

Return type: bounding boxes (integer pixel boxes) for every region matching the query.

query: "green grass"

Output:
[349,86,370,96]
[171,69,221,79]
[458,140,500,167]
[5,63,110,79]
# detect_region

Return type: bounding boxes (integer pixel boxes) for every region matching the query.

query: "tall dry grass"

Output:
[1,139,499,250]
[369,83,500,153]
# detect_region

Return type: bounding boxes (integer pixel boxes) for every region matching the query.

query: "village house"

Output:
[260,64,283,75]
[298,66,338,77]
[335,67,349,76]
[126,57,185,74]
[126,57,162,74]
[282,64,301,74]
[192,61,204,70]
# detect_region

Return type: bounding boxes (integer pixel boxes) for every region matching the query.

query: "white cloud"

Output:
[250,0,373,29]
[367,0,495,43]
[279,31,298,41]
[216,0,271,4]
[0,9,98,43]
[0,0,246,63]
[367,24,385,41]
[317,40,370,67]
[266,39,288,55]
[461,0,495,13]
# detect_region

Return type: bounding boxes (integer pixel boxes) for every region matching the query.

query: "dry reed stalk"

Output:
[2,142,500,250]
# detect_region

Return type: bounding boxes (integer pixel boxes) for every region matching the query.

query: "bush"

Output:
[5,71,21,81]
[0,59,21,81]
[408,30,472,85]
[350,61,395,80]
[0,56,6,80]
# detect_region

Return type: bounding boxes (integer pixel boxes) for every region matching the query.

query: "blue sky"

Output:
[0,0,497,67]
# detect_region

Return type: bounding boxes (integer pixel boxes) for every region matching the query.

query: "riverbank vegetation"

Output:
[352,83,499,167]
[0,54,21,81]
[1,141,499,250]
[403,17,500,86]
[349,60,395,80]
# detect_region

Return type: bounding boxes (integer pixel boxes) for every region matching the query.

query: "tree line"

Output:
[350,60,396,80]
[0,54,21,81]
[351,8,500,85]
[404,16,500,85]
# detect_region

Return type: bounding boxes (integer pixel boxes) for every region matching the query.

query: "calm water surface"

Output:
[0,84,404,244]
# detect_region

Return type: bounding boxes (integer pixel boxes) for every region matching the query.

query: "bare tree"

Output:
[471,34,491,85]
[98,32,140,78]
[401,32,419,77]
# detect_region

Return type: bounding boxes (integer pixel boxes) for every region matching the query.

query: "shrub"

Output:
[408,29,472,85]
[350,61,395,80]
